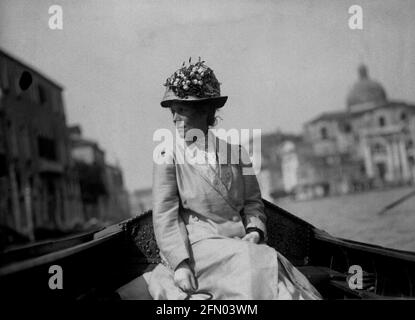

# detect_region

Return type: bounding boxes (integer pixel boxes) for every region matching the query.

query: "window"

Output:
[37,136,57,161]
[0,153,7,177]
[38,84,47,104]
[360,163,366,174]
[401,112,407,121]
[344,123,351,133]
[18,71,32,91]
[51,91,63,113]
[19,127,31,158]
[372,143,386,154]
[320,127,328,140]
[378,116,385,127]
[14,73,23,99]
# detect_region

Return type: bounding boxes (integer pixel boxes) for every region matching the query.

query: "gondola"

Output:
[1,199,415,300]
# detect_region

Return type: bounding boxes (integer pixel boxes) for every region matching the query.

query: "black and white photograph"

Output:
[1,0,415,305]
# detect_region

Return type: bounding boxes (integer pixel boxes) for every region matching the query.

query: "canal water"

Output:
[276,186,415,253]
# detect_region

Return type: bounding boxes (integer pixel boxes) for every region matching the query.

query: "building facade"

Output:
[0,49,83,241]
[259,65,415,201]
[253,131,301,201]
[69,125,131,224]
[129,188,152,216]
[102,164,131,222]
[0,50,132,245]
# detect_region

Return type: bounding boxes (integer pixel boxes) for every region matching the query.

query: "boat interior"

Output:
[1,199,415,300]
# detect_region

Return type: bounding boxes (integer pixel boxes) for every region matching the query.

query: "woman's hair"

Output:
[195,102,221,127]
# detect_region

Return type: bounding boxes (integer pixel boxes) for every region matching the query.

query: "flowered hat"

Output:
[160,57,228,108]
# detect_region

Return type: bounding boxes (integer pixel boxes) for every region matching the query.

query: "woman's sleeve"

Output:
[239,145,268,240]
[152,148,191,270]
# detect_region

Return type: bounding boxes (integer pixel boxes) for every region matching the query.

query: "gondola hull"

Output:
[1,200,415,300]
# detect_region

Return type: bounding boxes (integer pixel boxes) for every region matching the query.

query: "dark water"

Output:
[276,186,415,253]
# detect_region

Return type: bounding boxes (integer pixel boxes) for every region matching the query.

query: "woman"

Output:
[145,59,321,300]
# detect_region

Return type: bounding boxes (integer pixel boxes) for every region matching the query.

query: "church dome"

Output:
[346,65,387,111]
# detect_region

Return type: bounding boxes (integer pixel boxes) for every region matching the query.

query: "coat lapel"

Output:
[214,137,234,191]
[177,136,239,211]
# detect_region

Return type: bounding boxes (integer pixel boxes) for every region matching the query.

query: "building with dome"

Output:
[346,65,387,113]
[259,65,415,201]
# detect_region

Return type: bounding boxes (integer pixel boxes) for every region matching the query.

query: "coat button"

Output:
[232,215,241,222]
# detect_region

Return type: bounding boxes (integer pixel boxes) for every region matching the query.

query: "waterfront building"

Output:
[68,125,131,224]
[259,65,415,201]
[0,49,83,240]
[129,188,152,216]
[253,131,300,201]
[103,163,131,222]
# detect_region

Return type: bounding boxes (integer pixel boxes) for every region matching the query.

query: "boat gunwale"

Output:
[1,200,415,278]
[314,231,415,263]
[0,229,124,276]
[1,228,102,255]
[265,199,415,263]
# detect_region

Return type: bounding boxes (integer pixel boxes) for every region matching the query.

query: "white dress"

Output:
[144,236,322,300]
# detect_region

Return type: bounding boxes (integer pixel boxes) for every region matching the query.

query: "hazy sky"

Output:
[1,0,415,192]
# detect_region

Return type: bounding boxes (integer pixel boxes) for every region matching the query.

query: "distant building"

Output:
[253,131,301,201]
[129,188,152,216]
[0,49,83,240]
[103,164,131,222]
[280,140,364,200]
[305,65,415,188]
[68,125,131,223]
[259,65,415,201]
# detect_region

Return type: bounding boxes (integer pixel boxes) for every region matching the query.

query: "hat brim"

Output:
[161,96,228,109]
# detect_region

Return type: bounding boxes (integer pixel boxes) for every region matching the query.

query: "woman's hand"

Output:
[241,231,260,244]
[174,260,197,293]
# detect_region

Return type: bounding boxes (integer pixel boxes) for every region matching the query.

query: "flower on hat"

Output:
[164,57,221,99]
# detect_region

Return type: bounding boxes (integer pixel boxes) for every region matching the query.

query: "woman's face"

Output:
[170,102,208,139]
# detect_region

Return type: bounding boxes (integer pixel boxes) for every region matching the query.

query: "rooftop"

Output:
[346,65,387,109]
[0,47,64,90]
[306,110,350,125]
